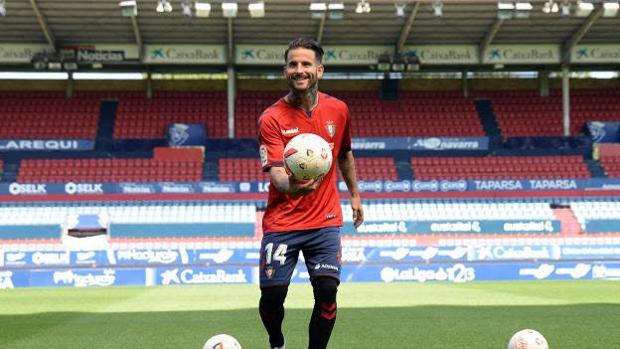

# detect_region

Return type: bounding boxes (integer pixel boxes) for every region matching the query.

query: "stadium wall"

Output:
[0,78,618,92]
[400,78,462,91]
[74,80,147,91]
[0,80,65,91]
[153,79,227,91]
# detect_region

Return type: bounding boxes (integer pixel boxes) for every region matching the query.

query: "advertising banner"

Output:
[341,219,561,235]
[60,44,140,63]
[402,45,478,65]
[235,45,394,66]
[483,44,560,64]
[144,44,226,64]
[351,137,489,151]
[3,179,620,196]
[571,44,620,64]
[0,43,54,63]
[0,139,95,151]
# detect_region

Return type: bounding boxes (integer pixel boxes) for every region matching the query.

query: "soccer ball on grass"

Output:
[283,133,332,181]
[203,334,242,349]
[507,329,548,349]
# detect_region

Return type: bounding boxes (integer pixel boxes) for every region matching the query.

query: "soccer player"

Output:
[257,37,364,349]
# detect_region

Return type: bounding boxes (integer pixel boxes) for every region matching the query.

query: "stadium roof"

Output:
[1,0,618,48]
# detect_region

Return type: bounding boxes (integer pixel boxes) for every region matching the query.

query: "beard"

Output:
[287,74,318,95]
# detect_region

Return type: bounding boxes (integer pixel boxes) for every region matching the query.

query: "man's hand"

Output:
[350,195,364,228]
[287,175,323,198]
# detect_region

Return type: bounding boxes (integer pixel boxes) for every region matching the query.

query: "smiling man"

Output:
[257,37,364,349]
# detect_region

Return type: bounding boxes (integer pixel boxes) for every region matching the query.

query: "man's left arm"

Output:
[338,150,364,228]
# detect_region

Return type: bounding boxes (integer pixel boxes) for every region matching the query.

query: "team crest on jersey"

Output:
[265,266,274,279]
[325,121,336,138]
[259,144,268,167]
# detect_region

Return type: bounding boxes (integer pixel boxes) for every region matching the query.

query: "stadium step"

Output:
[586,159,607,178]
[475,99,501,137]
[95,100,118,151]
[552,207,583,236]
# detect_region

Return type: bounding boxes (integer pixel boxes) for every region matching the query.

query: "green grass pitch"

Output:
[1,281,619,348]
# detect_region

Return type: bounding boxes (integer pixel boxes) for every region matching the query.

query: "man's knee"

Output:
[311,277,338,303]
[260,285,288,308]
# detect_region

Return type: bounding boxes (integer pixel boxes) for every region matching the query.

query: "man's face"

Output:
[284,47,324,93]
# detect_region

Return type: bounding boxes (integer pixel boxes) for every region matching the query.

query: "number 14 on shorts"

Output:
[265,243,288,265]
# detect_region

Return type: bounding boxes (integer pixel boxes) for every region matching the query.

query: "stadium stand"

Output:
[0,91,100,139]
[17,158,202,183]
[477,89,620,138]
[0,200,256,240]
[598,144,620,178]
[350,199,556,222]
[234,90,484,138]
[338,157,398,180]
[571,89,620,135]
[219,158,267,181]
[338,90,484,137]
[477,90,564,137]
[411,155,591,180]
[234,91,281,138]
[113,91,228,139]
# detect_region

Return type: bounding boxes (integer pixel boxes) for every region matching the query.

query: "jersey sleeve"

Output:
[258,113,285,172]
[339,103,352,156]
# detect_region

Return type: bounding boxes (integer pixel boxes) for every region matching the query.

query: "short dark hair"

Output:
[284,37,324,64]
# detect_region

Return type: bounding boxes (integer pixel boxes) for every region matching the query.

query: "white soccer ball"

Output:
[507,329,548,349]
[283,133,332,181]
[203,334,242,349]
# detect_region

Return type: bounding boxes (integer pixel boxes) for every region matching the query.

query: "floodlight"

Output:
[0,0,6,16]
[310,2,327,18]
[119,0,137,17]
[515,1,532,18]
[364,1,371,13]
[310,2,327,11]
[222,2,237,17]
[328,2,344,19]
[603,1,619,17]
[156,0,173,13]
[560,0,570,17]
[355,1,370,14]
[497,1,514,19]
[575,1,593,17]
[395,3,406,17]
[181,0,192,17]
[542,0,559,13]
[248,1,265,18]
[195,1,211,17]
[432,0,443,18]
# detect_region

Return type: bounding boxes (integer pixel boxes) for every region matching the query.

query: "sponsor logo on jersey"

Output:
[259,144,268,167]
[281,128,299,135]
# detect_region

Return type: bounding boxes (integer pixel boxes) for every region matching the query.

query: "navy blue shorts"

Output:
[259,227,342,288]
